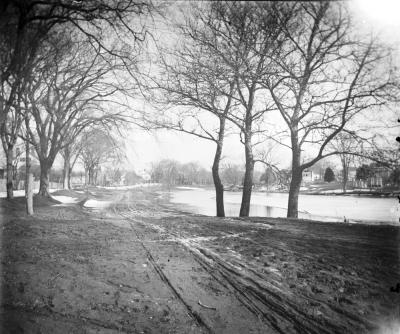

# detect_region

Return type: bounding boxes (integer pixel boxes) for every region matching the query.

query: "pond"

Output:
[169,187,399,224]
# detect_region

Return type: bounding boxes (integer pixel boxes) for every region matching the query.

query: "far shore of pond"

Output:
[174,185,400,198]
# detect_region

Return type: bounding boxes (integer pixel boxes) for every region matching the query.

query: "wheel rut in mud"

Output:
[117,209,369,334]
[117,207,277,334]
[120,211,212,334]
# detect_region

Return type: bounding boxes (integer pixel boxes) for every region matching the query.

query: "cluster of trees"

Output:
[220,164,245,187]
[4,127,124,190]
[356,165,375,183]
[150,159,213,186]
[145,2,399,218]
[356,163,400,187]
[81,166,143,187]
[79,129,125,187]
[0,0,155,212]
[259,167,293,190]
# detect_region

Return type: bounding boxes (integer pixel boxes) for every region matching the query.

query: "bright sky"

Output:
[351,0,400,33]
[124,0,400,173]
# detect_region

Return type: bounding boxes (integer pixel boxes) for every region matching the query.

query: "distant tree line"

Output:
[150,160,213,187]
[150,159,268,190]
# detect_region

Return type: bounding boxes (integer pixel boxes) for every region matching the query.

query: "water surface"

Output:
[170,187,399,224]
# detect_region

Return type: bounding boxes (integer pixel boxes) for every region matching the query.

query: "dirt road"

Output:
[1,186,399,333]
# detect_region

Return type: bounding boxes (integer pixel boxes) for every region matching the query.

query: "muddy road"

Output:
[1,186,399,333]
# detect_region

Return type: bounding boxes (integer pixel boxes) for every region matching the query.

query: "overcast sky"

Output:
[124,0,400,173]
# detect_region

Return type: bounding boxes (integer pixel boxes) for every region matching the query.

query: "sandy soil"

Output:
[0,186,399,334]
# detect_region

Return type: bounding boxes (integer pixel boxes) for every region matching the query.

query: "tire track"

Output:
[117,207,375,334]
[119,208,283,330]
[118,210,212,334]
[118,209,288,332]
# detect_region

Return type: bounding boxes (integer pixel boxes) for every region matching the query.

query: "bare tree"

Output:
[60,110,127,190]
[0,5,43,129]
[0,0,154,148]
[366,135,400,171]
[150,159,181,189]
[261,2,399,217]
[0,0,153,94]
[80,128,124,186]
[0,0,155,202]
[255,142,282,190]
[149,2,293,217]
[221,163,244,187]
[1,33,43,199]
[198,1,294,217]
[331,133,360,192]
[144,2,239,217]
[24,31,127,196]
[60,140,83,190]
[0,86,24,198]
[180,162,203,185]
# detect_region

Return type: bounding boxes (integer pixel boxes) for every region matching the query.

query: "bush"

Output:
[324,167,335,183]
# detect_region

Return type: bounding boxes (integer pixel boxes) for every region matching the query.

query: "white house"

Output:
[302,170,313,183]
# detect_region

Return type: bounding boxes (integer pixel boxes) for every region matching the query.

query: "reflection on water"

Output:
[170,188,399,224]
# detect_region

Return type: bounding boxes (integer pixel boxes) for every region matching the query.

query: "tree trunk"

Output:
[287,140,304,218]
[341,157,348,193]
[287,122,302,218]
[287,167,302,218]
[88,168,95,185]
[5,147,14,199]
[239,137,254,217]
[212,115,227,217]
[68,167,72,189]
[63,165,71,190]
[342,167,348,193]
[212,140,225,217]
[62,150,71,190]
[38,160,51,197]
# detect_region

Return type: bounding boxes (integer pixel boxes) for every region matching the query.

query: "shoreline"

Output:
[174,184,400,198]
